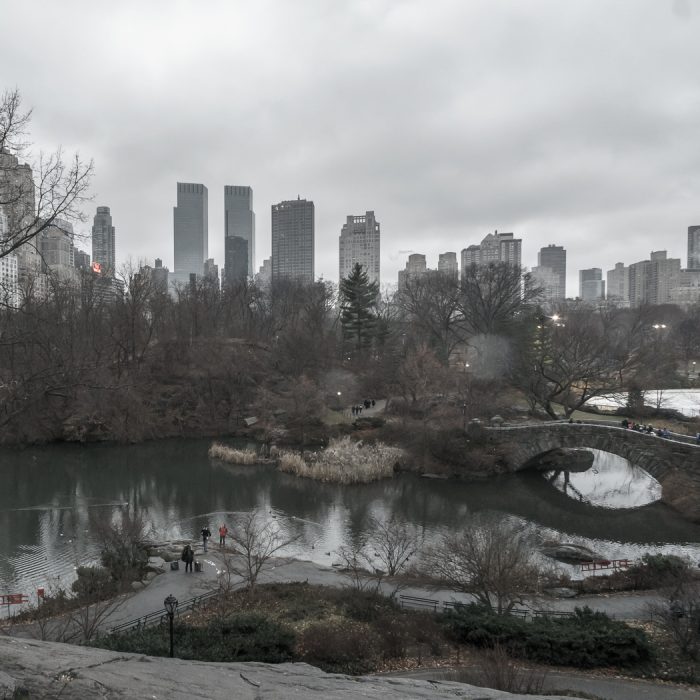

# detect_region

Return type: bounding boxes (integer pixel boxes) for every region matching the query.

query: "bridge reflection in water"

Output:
[545,449,662,509]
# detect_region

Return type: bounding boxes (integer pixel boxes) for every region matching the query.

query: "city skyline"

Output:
[1,2,699,294]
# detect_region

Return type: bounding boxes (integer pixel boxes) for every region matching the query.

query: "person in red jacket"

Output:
[219,523,229,547]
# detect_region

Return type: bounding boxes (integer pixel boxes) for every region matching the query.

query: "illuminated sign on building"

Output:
[91,262,102,274]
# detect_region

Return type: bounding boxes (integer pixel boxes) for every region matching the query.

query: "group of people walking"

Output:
[620,419,672,438]
[351,399,375,416]
[180,522,231,573]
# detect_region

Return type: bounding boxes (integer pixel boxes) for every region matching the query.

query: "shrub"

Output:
[341,588,400,622]
[627,553,692,590]
[441,604,651,668]
[299,620,381,674]
[95,613,295,663]
[208,442,260,465]
[71,566,118,601]
[277,437,403,484]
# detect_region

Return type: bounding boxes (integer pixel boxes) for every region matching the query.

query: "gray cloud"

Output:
[1,0,699,296]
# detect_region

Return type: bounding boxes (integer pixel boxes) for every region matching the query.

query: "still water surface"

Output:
[1,439,699,601]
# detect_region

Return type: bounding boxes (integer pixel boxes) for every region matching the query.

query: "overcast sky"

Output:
[1,0,699,295]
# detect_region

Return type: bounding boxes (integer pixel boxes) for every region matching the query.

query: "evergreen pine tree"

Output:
[339,263,379,352]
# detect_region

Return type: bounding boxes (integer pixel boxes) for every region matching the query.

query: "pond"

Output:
[1,438,698,610]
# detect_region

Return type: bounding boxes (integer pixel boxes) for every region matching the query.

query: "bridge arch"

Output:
[483,422,700,523]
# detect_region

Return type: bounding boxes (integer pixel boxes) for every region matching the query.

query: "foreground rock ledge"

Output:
[0,637,574,699]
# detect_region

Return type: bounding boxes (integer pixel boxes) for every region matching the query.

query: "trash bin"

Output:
[194,561,202,573]
[170,561,179,571]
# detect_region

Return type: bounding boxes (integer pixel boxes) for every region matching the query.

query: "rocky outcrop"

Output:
[0,637,575,699]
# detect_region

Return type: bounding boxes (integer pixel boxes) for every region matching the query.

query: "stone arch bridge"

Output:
[482,422,700,523]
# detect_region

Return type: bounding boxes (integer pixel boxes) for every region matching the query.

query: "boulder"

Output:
[541,543,602,563]
[0,636,574,700]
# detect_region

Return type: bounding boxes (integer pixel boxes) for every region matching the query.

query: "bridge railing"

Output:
[486,420,699,447]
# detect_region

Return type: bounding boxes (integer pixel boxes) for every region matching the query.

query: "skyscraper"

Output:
[0,147,41,287]
[173,182,208,288]
[531,266,562,304]
[537,244,566,299]
[438,252,458,278]
[398,253,427,290]
[579,268,605,301]
[271,197,314,283]
[224,185,255,283]
[460,230,522,278]
[338,211,380,285]
[606,262,629,304]
[688,225,700,270]
[91,206,115,274]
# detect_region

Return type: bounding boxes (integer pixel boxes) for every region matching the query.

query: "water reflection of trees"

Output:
[2,440,700,595]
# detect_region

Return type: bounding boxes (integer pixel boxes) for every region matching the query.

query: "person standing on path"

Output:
[218,523,228,547]
[181,544,194,573]
[201,525,211,552]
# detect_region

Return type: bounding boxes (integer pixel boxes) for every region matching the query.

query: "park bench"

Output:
[442,601,529,619]
[532,609,573,619]
[398,594,440,612]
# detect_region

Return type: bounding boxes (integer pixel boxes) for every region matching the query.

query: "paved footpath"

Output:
[107,546,664,629]
[44,548,695,700]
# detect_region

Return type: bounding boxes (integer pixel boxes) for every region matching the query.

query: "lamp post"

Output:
[164,594,178,658]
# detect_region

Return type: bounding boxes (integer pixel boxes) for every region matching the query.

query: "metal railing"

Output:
[109,589,221,635]
[486,419,699,447]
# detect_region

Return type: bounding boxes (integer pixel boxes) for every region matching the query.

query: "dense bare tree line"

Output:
[2,88,697,444]
[0,255,696,445]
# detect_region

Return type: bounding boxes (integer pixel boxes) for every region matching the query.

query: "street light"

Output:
[164,594,178,658]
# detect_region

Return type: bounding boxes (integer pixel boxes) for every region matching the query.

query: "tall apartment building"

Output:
[648,250,681,305]
[460,230,522,278]
[271,197,314,283]
[91,206,116,274]
[0,207,18,306]
[204,258,219,286]
[41,219,79,285]
[688,225,700,270]
[73,248,91,270]
[398,253,427,290]
[628,259,651,306]
[224,185,255,283]
[138,258,169,295]
[625,251,681,307]
[606,262,629,304]
[0,147,42,289]
[173,182,208,288]
[579,268,605,301]
[338,211,380,285]
[537,244,566,299]
[438,252,458,278]
[531,265,562,304]
[256,257,272,288]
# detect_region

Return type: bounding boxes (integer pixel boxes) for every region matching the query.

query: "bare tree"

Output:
[335,542,381,593]
[424,518,540,614]
[367,515,420,577]
[459,262,542,336]
[66,590,127,643]
[335,517,421,598]
[90,508,150,585]
[1,88,93,260]
[397,271,464,364]
[226,510,300,593]
[649,574,700,660]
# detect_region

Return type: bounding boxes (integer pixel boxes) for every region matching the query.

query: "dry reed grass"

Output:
[277,437,403,484]
[208,442,260,465]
